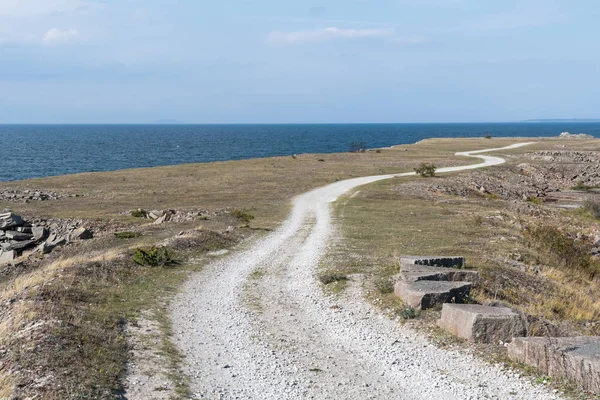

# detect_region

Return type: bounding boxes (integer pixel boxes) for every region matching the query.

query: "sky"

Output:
[0,0,599,123]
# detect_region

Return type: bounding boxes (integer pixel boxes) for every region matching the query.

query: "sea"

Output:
[1,123,599,182]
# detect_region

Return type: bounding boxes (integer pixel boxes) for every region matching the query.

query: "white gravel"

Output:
[171,143,562,399]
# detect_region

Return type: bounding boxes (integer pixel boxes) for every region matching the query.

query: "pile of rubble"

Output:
[0,189,63,203]
[558,131,595,140]
[130,208,215,224]
[0,211,92,265]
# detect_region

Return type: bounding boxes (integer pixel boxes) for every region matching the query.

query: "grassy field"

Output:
[1,136,599,398]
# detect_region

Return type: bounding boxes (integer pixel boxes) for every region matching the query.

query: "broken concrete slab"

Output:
[394,280,472,310]
[437,304,526,343]
[508,336,600,394]
[0,250,16,265]
[400,256,465,268]
[400,264,479,283]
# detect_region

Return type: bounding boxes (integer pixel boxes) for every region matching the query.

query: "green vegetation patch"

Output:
[133,246,176,267]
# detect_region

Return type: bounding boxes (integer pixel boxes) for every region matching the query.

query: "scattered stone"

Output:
[559,132,595,140]
[70,227,93,240]
[508,336,600,394]
[48,236,67,248]
[0,212,24,230]
[32,226,48,241]
[34,242,52,254]
[0,189,63,203]
[0,249,15,265]
[5,231,34,241]
[394,280,472,310]
[437,304,526,343]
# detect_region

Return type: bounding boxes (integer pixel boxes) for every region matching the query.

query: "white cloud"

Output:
[268,27,394,45]
[42,28,78,45]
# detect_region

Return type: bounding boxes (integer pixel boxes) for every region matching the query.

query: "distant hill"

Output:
[523,118,600,123]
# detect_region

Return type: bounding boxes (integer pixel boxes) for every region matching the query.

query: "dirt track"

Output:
[171,143,560,399]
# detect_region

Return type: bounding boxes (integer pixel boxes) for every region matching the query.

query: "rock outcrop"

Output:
[0,211,93,265]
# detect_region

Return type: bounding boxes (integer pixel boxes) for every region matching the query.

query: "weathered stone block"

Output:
[400,264,479,283]
[394,280,471,310]
[437,304,526,343]
[400,256,465,268]
[0,250,16,265]
[508,336,600,394]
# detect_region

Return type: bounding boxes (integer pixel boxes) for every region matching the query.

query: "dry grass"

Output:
[328,140,600,335]
[2,137,598,398]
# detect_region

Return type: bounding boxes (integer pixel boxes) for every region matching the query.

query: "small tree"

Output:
[414,163,436,177]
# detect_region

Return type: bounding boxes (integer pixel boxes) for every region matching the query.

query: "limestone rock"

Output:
[0,212,24,230]
[508,336,600,394]
[437,304,526,343]
[32,226,48,241]
[70,227,93,240]
[0,250,16,265]
[394,280,472,310]
[5,231,34,241]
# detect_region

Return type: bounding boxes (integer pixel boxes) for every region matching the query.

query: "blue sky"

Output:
[0,0,598,123]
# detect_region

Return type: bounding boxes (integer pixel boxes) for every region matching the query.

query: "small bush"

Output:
[114,231,141,239]
[399,306,419,319]
[132,246,175,267]
[319,273,348,285]
[414,163,436,177]
[375,149,381,153]
[130,209,147,218]
[317,159,325,162]
[484,134,492,139]
[572,182,596,191]
[526,196,543,205]
[373,277,394,294]
[583,199,600,219]
[232,209,255,226]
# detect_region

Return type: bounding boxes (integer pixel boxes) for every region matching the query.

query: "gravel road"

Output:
[171,143,562,399]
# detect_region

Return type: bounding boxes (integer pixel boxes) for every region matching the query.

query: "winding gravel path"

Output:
[172,143,561,399]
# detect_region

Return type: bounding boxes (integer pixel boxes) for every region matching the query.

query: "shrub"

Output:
[232,209,255,226]
[114,231,141,239]
[132,246,175,267]
[484,134,492,139]
[414,163,436,177]
[319,273,348,285]
[524,225,599,279]
[130,208,147,218]
[583,199,600,219]
[572,182,598,191]
[317,159,325,162]
[373,277,394,294]
[375,149,381,153]
[400,306,419,319]
[526,196,543,205]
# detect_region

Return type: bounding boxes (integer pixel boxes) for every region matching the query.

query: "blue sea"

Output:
[1,123,599,182]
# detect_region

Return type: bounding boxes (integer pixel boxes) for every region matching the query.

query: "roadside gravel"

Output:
[171,143,561,399]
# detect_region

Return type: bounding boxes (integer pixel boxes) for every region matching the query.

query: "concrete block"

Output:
[400,256,465,268]
[437,304,526,343]
[394,280,471,310]
[508,336,600,394]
